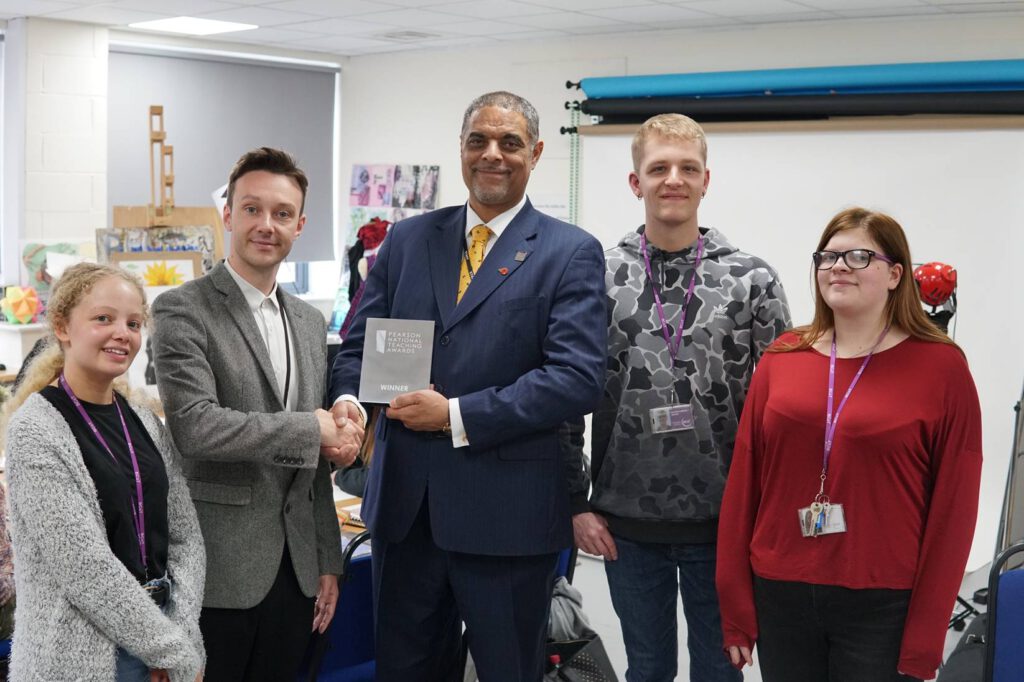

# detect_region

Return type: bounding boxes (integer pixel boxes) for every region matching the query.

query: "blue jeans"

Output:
[115,599,170,682]
[115,647,150,682]
[604,536,740,682]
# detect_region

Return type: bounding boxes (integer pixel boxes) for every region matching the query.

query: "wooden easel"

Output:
[149,105,175,221]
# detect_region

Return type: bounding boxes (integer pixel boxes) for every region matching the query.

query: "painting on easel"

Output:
[97,224,220,273]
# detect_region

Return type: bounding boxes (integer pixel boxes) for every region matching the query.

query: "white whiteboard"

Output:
[579,121,1024,570]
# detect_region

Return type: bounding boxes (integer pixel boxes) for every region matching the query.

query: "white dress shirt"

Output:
[225,260,298,412]
[447,195,529,447]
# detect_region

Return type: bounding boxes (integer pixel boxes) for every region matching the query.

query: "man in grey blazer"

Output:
[152,147,362,681]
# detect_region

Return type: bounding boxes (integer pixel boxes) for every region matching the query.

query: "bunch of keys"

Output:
[798,495,847,538]
[811,501,830,536]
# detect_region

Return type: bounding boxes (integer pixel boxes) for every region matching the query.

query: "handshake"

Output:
[315,400,365,468]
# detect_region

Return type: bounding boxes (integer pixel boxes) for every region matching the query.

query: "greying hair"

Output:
[461,91,540,147]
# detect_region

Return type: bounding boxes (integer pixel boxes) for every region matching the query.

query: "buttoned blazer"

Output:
[330,201,607,556]
[152,262,342,609]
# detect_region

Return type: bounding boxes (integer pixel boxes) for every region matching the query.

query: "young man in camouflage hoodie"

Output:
[566,114,791,681]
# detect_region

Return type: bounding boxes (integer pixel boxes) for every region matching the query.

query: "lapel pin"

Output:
[498,267,509,276]
[515,251,528,262]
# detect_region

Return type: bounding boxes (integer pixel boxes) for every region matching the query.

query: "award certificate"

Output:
[358,318,435,404]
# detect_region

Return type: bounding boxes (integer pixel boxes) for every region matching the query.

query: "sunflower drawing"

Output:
[143,261,185,286]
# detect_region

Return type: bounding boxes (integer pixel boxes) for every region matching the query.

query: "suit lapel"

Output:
[277,290,314,411]
[211,264,284,411]
[446,203,539,330]
[427,207,466,331]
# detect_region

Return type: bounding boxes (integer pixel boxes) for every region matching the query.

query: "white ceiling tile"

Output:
[417,34,492,47]
[679,0,814,16]
[938,1,1024,10]
[437,18,540,35]
[794,0,925,7]
[922,0,1017,4]
[4,0,1023,57]
[109,0,241,14]
[195,5,320,26]
[508,10,645,29]
[283,16,397,35]
[429,0,560,20]
[286,33,397,50]
[260,0,387,17]
[208,25,327,42]
[354,7,469,26]
[39,4,171,24]
[0,0,76,13]
[735,10,838,21]
[517,0,652,9]
[371,0,468,6]
[833,5,946,16]
[584,4,722,22]
[493,28,570,40]
[562,22,657,34]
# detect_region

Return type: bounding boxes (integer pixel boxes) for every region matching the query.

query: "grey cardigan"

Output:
[5,392,205,681]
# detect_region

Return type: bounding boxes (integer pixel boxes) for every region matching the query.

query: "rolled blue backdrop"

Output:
[579,59,1024,99]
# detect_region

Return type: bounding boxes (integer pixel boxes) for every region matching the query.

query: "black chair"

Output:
[300,531,375,682]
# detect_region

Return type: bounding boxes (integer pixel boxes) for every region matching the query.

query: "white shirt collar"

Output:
[224,259,280,312]
[464,194,528,240]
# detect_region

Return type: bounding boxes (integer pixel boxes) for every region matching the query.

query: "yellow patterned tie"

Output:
[457,224,491,303]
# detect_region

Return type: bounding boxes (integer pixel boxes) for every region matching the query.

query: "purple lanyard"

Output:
[821,327,889,475]
[640,232,705,364]
[59,374,147,572]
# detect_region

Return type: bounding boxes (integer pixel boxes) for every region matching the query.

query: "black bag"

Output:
[544,635,618,682]
[936,613,986,682]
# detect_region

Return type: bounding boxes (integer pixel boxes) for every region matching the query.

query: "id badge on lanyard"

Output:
[641,232,703,437]
[649,404,695,434]
[800,327,887,538]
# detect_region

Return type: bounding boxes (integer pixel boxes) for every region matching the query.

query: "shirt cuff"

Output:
[333,394,368,426]
[449,398,469,448]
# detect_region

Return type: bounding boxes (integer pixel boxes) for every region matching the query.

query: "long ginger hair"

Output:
[775,207,958,353]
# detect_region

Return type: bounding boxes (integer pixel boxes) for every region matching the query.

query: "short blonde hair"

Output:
[631,113,708,170]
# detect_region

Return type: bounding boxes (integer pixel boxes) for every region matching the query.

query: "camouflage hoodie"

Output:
[576,226,791,543]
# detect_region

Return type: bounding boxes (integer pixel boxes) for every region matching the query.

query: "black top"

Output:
[41,386,169,583]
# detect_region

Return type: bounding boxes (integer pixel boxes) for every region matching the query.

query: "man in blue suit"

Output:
[329,91,607,681]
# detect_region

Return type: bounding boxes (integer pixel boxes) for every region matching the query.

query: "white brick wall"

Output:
[19,18,109,244]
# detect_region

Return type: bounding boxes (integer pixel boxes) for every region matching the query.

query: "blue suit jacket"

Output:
[330,200,607,556]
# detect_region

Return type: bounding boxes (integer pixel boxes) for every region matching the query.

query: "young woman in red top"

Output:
[716,207,982,681]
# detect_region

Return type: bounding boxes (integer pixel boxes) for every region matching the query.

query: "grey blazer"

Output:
[152,262,343,610]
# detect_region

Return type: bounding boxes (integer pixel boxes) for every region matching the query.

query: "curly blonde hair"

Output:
[1,263,149,423]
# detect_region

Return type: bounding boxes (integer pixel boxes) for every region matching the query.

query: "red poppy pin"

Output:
[498,267,509,276]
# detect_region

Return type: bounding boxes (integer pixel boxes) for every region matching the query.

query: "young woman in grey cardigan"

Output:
[2,263,205,681]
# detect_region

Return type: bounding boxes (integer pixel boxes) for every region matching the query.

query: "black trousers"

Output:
[372,500,558,682]
[753,576,920,682]
[200,545,315,682]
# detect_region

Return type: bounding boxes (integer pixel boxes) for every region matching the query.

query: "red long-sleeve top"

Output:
[716,334,982,680]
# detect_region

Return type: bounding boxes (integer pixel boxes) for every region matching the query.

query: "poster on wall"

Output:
[349,164,439,211]
[337,163,440,330]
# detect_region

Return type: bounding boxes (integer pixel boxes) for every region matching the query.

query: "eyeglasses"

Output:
[812,249,896,270]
